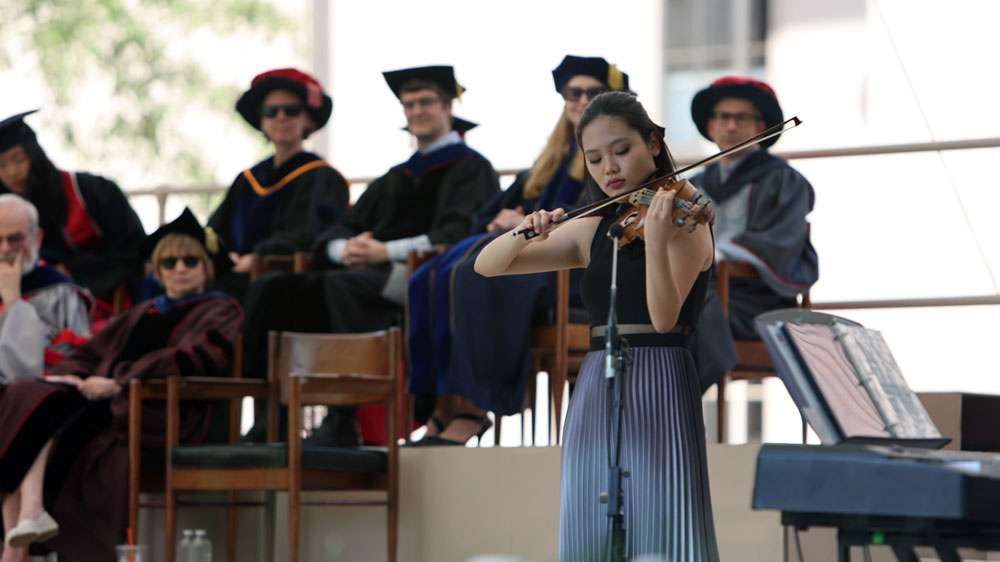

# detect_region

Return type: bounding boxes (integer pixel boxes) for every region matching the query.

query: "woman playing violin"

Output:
[476,91,719,561]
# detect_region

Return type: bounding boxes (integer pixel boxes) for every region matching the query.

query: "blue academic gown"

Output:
[408,150,584,415]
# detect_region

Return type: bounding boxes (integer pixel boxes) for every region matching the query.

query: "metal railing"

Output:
[125,137,1000,310]
[771,136,1000,311]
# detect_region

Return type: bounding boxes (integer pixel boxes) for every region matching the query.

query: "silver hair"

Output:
[0,193,39,234]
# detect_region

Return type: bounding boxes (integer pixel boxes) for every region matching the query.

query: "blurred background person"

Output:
[0,110,145,318]
[0,194,91,385]
[207,68,350,300]
[687,76,818,393]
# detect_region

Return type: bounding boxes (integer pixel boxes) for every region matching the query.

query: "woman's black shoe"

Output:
[403,413,492,447]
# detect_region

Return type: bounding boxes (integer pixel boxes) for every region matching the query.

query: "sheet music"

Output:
[831,324,941,439]
[781,322,888,438]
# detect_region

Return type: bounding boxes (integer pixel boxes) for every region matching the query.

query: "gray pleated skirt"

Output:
[559,346,720,562]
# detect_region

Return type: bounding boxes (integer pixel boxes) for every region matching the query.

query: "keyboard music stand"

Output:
[753,308,948,448]
[748,309,1000,561]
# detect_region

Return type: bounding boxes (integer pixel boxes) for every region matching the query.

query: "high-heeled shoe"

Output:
[407,413,492,447]
[6,511,59,548]
[402,415,449,447]
[451,412,493,440]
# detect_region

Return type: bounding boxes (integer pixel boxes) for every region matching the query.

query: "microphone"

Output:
[607,222,625,240]
[604,222,624,380]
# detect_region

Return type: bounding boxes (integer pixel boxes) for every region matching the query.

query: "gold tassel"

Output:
[203,226,220,255]
[608,64,624,91]
[456,83,465,101]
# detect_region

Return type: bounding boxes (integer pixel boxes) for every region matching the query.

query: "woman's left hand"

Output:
[643,187,683,246]
[77,377,122,400]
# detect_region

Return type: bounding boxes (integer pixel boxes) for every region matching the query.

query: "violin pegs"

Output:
[692,194,703,204]
[674,216,686,228]
[687,222,697,233]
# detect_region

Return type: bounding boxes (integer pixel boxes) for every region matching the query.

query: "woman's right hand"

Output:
[516,208,566,241]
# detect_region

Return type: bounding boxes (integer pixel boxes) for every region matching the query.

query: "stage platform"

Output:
[127,443,780,562]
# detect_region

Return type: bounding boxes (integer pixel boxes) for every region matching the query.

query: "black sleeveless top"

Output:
[580,213,711,350]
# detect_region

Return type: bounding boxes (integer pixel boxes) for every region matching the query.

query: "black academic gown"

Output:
[689,150,819,392]
[207,151,349,299]
[0,172,146,303]
[240,142,498,380]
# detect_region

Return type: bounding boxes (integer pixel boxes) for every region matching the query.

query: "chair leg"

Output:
[800,412,808,444]
[717,376,728,444]
[387,503,398,562]
[494,415,502,447]
[265,491,276,562]
[166,490,177,562]
[404,394,414,443]
[551,368,566,445]
[529,373,537,446]
[289,490,299,562]
[227,491,238,562]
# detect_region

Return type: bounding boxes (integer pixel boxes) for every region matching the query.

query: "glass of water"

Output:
[115,544,148,562]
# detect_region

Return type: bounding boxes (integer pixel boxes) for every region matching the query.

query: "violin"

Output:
[512,116,801,244]
[611,179,716,249]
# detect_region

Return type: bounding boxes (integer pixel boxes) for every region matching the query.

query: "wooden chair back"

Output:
[249,251,313,283]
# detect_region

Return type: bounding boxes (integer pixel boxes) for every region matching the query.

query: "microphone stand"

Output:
[603,223,632,562]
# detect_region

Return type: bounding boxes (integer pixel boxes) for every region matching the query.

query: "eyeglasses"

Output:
[711,111,760,126]
[0,232,27,246]
[562,86,608,102]
[159,255,201,270]
[401,96,442,111]
[261,104,305,118]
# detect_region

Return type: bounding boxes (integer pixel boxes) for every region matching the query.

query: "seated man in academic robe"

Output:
[241,65,499,444]
[0,194,91,384]
[687,76,819,393]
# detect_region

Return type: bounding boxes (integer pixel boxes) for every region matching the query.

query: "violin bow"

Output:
[512,116,802,239]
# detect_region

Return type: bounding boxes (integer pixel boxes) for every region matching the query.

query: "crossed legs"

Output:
[2,439,56,562]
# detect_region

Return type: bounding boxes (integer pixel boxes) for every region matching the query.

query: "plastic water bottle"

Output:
[178,529,194,562]
[192,529,213,562]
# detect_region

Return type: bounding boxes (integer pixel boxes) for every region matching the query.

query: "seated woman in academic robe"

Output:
[0,110,146,318]
[406,55,631,445]
[206,67,350,301]
[0,208,241,562]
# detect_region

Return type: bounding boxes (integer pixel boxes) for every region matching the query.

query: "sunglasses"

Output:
[562,86,608,102]
[261,104,305,118]
[159,255,201,270]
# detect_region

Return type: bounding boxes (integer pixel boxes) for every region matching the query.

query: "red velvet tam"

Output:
[690,76,784,147]
[236,68,332,131]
